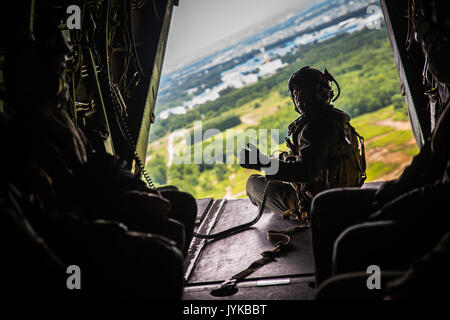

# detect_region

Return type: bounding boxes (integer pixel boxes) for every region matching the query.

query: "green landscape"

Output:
[145,27,419,199]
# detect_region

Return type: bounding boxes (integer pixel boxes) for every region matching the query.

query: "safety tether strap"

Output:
[210,223,309,297]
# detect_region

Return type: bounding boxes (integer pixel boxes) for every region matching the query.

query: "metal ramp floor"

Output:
[183,197,316,300]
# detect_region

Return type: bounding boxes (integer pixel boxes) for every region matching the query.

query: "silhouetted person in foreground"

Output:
[1,27,196,298]
[313,0,450,299]
[240,67,366,223]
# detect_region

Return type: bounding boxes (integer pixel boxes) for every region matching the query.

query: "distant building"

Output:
[186,87,198,96]
[258,59,287,77]
[221,72,258,89]
[186,88,220,108]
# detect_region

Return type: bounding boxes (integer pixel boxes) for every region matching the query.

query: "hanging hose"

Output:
[193,181,271,240]
[331,77,341,102]
[324,68,341,102]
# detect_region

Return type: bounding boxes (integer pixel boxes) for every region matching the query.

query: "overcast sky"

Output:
[163,0,314,71]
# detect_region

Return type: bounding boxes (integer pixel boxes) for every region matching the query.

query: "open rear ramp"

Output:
[183,198,315,300]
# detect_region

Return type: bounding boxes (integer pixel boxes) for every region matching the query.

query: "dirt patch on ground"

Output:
[365,117,412,144]
[240,114,259,126]
[365,146,409,164]
[225,186,246,199]
[365,147,409,180]
[224,186,232,198]
[362,116,416,180]
[240,105,279,127]
[376,118,411,131]
[365,136,416,181]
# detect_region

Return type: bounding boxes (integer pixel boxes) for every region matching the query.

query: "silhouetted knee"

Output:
[246,174,264,204]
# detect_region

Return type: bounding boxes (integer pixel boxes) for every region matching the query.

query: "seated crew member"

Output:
[0,27,196,297]
[315,231,450,300]
[239,66,366,223]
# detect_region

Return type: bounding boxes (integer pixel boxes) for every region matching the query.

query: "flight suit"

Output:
[246,104,363,219]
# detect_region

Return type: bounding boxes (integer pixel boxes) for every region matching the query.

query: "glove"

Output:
[238,143,270,171]
[278,150,297,162]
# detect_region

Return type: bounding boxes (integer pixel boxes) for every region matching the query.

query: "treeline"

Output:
[202,114,241,136]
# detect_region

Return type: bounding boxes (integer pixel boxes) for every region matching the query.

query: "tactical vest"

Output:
[285,111,366,219]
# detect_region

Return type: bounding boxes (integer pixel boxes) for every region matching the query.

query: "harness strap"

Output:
[282,187,300,220]
[345,124,367,185]
[210,224,309,297]
[286,182,314,222]
[354,130,367,177]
